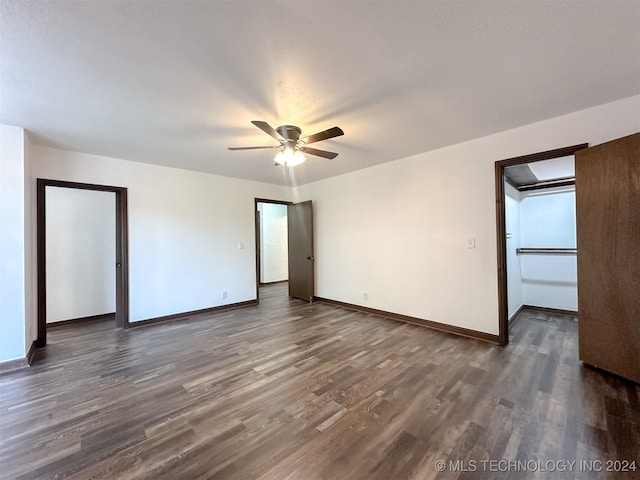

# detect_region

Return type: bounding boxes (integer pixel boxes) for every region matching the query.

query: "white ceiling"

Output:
[1,1,639,186]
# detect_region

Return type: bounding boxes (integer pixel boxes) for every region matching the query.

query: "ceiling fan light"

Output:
[274,148,306,167]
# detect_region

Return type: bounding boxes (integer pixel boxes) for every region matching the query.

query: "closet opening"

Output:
[495,144,587,346]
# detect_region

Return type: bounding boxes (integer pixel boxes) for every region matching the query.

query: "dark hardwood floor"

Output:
[1,284,638,479]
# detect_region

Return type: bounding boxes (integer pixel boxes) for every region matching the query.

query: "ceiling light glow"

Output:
[274,148,306,167]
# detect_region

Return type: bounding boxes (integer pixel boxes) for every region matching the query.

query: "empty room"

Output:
[1,1,639,479]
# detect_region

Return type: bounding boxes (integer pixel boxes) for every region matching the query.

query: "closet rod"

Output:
[516,248,577,255]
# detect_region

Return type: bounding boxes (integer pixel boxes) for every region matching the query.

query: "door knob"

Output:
[306,256,314,261]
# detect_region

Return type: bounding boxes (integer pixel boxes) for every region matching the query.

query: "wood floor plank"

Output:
[1,286,638,479]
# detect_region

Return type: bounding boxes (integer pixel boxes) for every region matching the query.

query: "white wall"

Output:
[46,187,116,322]
[258,202,288,283]
[0,124,27,362]
[519,186,577,311]
[32,146,290,322]
[293,95,640,335]
[520,187,576,248]
[504,182,523,318]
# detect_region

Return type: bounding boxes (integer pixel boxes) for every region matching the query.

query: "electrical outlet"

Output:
[222,290,228,299]
[363,292,368,301]
[238,242,244,250]
[467,237,476,249]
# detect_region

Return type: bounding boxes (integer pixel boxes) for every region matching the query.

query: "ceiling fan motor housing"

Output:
[276,125,302,148]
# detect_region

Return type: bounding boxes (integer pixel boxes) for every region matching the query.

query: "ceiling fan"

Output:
[228,121,344,167]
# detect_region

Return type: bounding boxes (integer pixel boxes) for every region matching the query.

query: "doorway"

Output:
[254,199,291,301]
[36,179,129,347]
[495,144,587,346]
[254,198,315,303]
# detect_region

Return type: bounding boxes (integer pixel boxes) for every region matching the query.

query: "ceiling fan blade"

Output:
[300,146,339,159]
[228,145,279,150]
[251,120,283,140]
[302,126,344,145]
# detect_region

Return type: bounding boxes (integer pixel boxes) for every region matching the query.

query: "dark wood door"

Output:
[575,132,640,383]
[288,201,314,302]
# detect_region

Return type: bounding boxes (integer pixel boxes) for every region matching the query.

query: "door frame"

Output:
[36,179,130,347]
[254,198,292,302]
[494,143,587,346]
